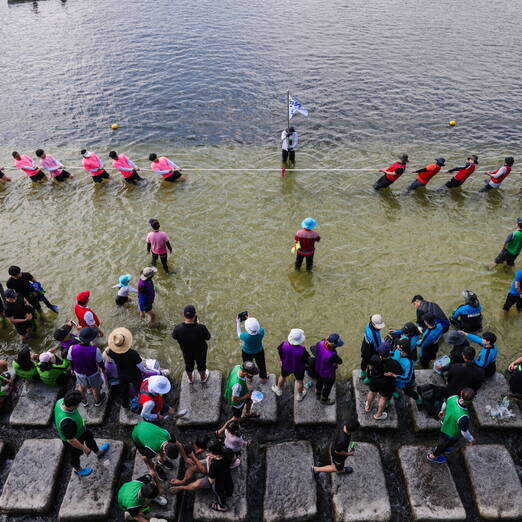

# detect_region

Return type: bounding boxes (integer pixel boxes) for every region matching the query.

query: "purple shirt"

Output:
[278,341,307,374]
[67,344,101,376]
[314,340,337,379]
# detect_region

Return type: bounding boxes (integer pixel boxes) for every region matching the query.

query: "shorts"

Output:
[503,293,522,312]
[232,403,246,418]
[75,371,103,389]
[445,177,463,188]
[91,171,110,183]
[124,171,142,184]
[115,295,129,306]
[369,377,395,398]
[164,171,182,182]
[0,170,5,178]
[14,320,32,336]
[29,170,46,182]
[330,447,347,471]
[373,175,394,190]
[495,248,517,266]
[139,303,153,313]
[135,441,157,458]
[54,170,71,182]
[281,369,305,381]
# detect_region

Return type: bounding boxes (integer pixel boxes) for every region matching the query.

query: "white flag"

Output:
[289,96,309,120]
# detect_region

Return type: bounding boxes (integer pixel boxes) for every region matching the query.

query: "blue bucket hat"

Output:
[301,217,317,230]
[327,333,344,347]
[119,274,132,286]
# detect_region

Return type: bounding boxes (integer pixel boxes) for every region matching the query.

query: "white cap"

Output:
[371,314,386,330]
[245,317,260,335]
[288,328,305,345]
[82,150,92,158]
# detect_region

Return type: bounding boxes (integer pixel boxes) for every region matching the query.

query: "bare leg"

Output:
[170,477,207,493]
[92,387,101,403]
[77,384,88,402]
[296,380,304,394]
[277,376,286,388]
[375,395,387,418]
[313,464,339,473]
[147,310,156,323]
[366,391,377,410]
[171,464,197,486]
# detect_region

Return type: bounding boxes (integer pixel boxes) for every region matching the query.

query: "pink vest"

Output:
[151,157,173,178]
[15,155,38,177]
[82,154,104,176]
[112,154,134,178]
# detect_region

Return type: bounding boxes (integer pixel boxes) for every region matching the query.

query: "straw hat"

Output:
[108,327,133,354]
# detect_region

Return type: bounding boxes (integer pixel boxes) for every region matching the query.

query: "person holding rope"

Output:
[109,150,144,185]
[441,155,478,189]
[480,156,514,192]
[81,149,111,183]
[35,149,72,182]
[406,157,445,192]
[373,154,409,190]
[12,151,48,182]
[149,153,186,182]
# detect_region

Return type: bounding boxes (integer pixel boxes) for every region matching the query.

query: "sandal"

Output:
[373,412,388,420]
[210,503,228,512]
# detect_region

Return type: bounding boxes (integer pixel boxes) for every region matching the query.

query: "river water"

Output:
[0,0,521,377]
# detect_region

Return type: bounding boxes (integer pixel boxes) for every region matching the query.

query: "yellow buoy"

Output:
[111,123,119,130]
[448,120,456,127]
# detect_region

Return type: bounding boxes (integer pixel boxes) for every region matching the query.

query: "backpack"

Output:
[418,384,445,418]
[129,391,155,414]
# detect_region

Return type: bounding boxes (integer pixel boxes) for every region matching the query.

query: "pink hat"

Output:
[39,352,53,363]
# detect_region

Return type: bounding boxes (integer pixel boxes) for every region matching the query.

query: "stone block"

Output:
[409,370,445,431]
[78,384,110,426]
[9,381,59,427]
[58,440,124,521]
[132,451,179,521]
[331,442,391,521]
[294,378,336,425]
[398,445,465,520]
[464,444,522,519]
[119,406,142,426]
[177,371,222,427]
[352,371,398,429]
[194,459,247,521]
[263,441,316,522]
[0,439,64,514]
[471,372,522,428]
[249,374,277,423]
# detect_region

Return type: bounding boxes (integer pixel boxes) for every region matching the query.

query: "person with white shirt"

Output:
[480,156,514,192]
[35,149,72,182]
[281,127,298,164]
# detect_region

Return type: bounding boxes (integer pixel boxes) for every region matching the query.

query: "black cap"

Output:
[399,154,409,163]
[517,218,522,226]
[435,157,446,166]
[467,154,478,164]
[4,289,16,299]
[54,324,72,341]
[288,127,295,133]
[148,153,158,161]
[184,305,196,319]
[411,295,423,303]
[403,322,418,335]
[327,333,344,347]
[505,156,514,166]
[241,361,259,376]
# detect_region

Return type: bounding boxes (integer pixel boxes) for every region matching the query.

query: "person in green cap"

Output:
[54,390,110,476]
[117,475,167,521]
[490,218,522,269]
[427,387,475,464]
[220,361,259,432]
[131,421,180,482]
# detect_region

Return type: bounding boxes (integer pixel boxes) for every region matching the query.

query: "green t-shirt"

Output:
[54,399,85,441]
[118,480,146,512]
[441,395,469,439]
[506,230,522,256]
[131,421,171,456]
[224,365,248,406]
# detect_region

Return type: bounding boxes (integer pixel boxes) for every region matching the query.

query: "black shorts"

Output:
[445,178,463,188]
[0,170,5,178]
[503,293,522,312]
[115,295,129,306]
[134,441,157,458]
[232,403,246,418]
[54,170,71,182]
[164,171,182,182]
[92,171,110,183]
[495,248,517,266]
[124,171,142,184]
[373,175,394,190]
[30,170,46,182]
[330,447,347,471]
[281,369,305,381]
[14,320,32,336]
[369,377,395,398]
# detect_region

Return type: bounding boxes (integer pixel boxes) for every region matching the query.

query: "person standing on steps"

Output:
[81,149,110,183]
[360,314,386,384]
[441,155,478,189]
[311,334,344,405]
[172,305,211,384]
[490,218,522,269]
[480,156,514,192]
[427,388,475,464]
[146,219,173,274]
[235,313,268,382]
[293,217,320,272]
[406,157,445,192]
[281,127,298,165]
[272,328,310,401]
[54,390,110,477]
[373,154,409,190]
[417,313,444,369]
[312,424,356,474]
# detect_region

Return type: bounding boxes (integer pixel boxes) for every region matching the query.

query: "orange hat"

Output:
[76,290,90,304]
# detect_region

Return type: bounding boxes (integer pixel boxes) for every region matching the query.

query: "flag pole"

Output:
[286,89,290,131]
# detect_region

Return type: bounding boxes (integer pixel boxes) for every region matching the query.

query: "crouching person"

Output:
[118,476,167,521]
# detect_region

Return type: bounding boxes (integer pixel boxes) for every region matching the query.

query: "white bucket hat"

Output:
[245,317,260,335]
[371,314,386,330]
[147,375,171,395]
[288,328,305,345]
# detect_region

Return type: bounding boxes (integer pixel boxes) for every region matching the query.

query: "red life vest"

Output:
[417,164,441,185]
[74,304,100,327]
[453,163,476,183]
[138,379,163,414]
[489,166,511,186]
[384,161,406,182]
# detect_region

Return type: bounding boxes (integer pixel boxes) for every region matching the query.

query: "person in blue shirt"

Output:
[459,331,497,378]
[417,313,444,369]
[390,322,420,361]
[391,339,420,404]
[503,269,522,313]
[450,290,482,333]
[360,314,386,384]
[235,314,267,382]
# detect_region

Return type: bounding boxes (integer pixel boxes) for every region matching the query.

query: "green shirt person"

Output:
[36,352,70,386]
[117,476,167,522]
[491,218,522,268]
[427,388,475,464]
[131,421,180,483]
[54,390,110,476]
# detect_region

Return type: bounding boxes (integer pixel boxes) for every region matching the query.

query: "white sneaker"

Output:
[296,388,308,402]
[271,384,283,397]
[153,496,168,506]
[125,512,133,521]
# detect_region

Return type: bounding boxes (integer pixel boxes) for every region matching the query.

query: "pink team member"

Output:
[12,151,47,182]
[148,153,186,182]
[35,149,72,182]
[80,149,110,183]
[146,219,173,273]
[108,150,143,185]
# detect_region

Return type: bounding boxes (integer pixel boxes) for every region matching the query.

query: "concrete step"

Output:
[294,378,336,425]
[463,444,522,519]
[331,442,391,521]
[352,371,399,429]
[249,374,277,423]
[409,370,445,431]
[193,458,247,521]
[78,384,110,426]
[9,381,59,427]
[119,406,142,426]
[263,441,316,522]
[177,371,222,427]
[398,445,465,521]
[471,372,522,428]
[0,438,64,515]
[132,451,179,521]
[58,439,124,521]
